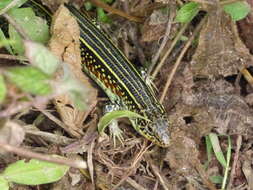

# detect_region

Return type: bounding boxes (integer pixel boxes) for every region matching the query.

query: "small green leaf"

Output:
[209,133,227,168]
[98,110,149,134]
[8,7,50,55]
[3,159,69,185]
[0,29,14,54]
[102,0,114,3]
[223,1,250,21]
[24,41,60,75]
[205,135,213,163]
[175,2,199,23]
[222,135,232,189]
[57,67,88,110]
[0,176,9,190]
[69,90,87,110]
[97,7,111,23]
[5,66,52,95]
[0,0,28,10]
[210,175,223,184]
[0,75,7,103]
[84,2,94,11]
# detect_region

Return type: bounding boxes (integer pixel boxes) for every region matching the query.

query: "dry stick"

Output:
[3,13,30,41]
[194,160,218,190]
[112,143,151,190]
[0,54,28,61]
[25,127,74,145]
[220,0,240,5]
[235,71,242,95]
[190,0,215,4]
[0,142,87,168]
[37,107,82,138]
[241,68,253,88]
[87,140,95,185]
[230,21,253,89]
[88,0,144,23]
[151,22,189,79]
[175,0,184,6]
[126,177,146,190]
[150,164,169,190]
[160,17,207,103]
[227,135,242,189]
[0,95,51,118]
[148,7,174,76]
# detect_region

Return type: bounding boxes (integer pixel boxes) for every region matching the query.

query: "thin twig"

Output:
[241,68,253,89]
[111,142,151,190]
[220,0,240,5]
[0,142,87,168]
[160,16,207,103]
[37,107,82,138]
[3,13,30,40]
[25,126,74,145]
[0,0,21,15]
[0,96,49,118]
[151,22,189,79]
[227,135,242,189]
[194,159,218,190]
[148,6,175,76]
[150,163,169,190]
[0,53,28,61]
[190,0,215,4]
[88,0,144,23]
[126,177,146,190]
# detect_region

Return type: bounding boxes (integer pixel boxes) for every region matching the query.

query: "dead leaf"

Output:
[242,155,253,189]
[141,9,169,42]
[141,21,166,42]
[191,7,252,78]
[0,119,25,154]
[49,5,97,137]
[238,14,253,53]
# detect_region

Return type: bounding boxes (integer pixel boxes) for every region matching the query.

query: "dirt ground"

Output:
[0,0,252,189]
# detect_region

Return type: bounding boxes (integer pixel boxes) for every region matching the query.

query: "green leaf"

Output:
[57,67,88,110]
[0,75,7,103]
[222,135,232,189]
[5,66,52,95]
[98,110,149,134]
[0,0,28,10]
[208,133,227,168]
[223,1,250,21]
[0,29,14,54]
[0,176,9,190]
[205,135,213,163]
[210,175,223,184]
[97,7,112,23]
[84,2,94,11]
[102,0,114,3]
[8,7,50,55]
[69,90,87,110]
[3,159,69,185]
[24,41,60,75]
[175,2,199,23]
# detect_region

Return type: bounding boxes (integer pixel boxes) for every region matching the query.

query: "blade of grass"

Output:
[208,133,227,168]
[221,135,232,190]
[205,135,213,168]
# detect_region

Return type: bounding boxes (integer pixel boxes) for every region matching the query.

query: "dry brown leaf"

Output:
[155,0,170,4]
[41,0,67,12]
[49,5,97,137]
[141,21,166,42]
[0,119,25,155]
[191,7,253,78]
[242,152,253,189]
